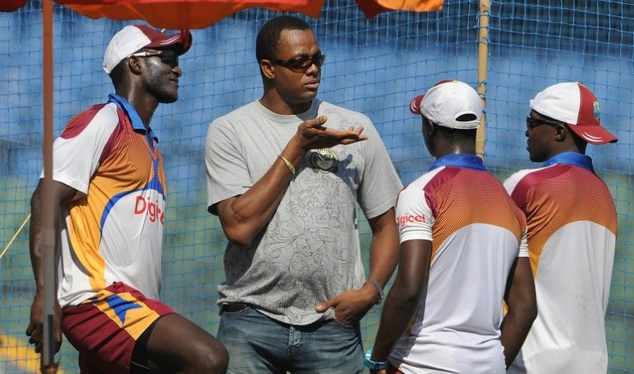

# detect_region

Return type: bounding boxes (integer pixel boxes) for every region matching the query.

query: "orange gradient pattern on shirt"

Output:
[511,164,617,274]
[428,167,525,258]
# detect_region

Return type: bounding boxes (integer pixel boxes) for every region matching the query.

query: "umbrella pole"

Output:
[476,0,490,158]
[42,0,58,373]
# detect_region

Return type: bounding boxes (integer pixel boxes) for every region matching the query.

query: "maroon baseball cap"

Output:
[103,24,192,74]
[530,82,617,145]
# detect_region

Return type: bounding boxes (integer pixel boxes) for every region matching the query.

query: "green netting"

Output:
[1,1,632,372]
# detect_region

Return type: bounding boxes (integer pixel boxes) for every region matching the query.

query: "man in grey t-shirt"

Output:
[205,15,402,373]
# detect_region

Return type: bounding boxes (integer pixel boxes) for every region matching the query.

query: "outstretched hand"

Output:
[26,293,62,355]
[297,116,368,151]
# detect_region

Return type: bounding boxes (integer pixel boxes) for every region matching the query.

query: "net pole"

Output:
[476,0,490,158]
[42,0,57,370]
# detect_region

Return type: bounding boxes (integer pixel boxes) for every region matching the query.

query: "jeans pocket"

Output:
[219,303,251,317]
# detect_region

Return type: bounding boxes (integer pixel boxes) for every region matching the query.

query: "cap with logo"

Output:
[409,80,482,130]
[530,82,617,145]
[103,24,192,75]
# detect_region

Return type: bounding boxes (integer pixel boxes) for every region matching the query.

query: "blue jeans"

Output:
[217,305,364,374]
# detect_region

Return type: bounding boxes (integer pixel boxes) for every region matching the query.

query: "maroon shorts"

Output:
[62,282,174,373]
[386,366,404,374]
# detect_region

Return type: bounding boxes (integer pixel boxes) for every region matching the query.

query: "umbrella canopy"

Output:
[55,0,444,29]
[0,0,28,12]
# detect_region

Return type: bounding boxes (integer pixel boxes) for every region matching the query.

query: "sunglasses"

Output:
[129,50,179,68]
[525,116,562,130]
[273,52,325,71]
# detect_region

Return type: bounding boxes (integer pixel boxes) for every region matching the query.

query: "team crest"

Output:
[309,148,339,173]
[593,100,600,121]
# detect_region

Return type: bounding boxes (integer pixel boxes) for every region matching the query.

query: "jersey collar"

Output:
[542,151,594,172]
[429,153,487,171]
[108,93,158,143]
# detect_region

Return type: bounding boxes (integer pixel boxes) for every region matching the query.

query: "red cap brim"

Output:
[137,25,192,55]
[409,95,424,115]
[568,125,618,145]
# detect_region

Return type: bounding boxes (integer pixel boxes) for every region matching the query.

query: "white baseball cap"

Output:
[103,25,192,75]
[530,82,617,145]
[409,80,482,129]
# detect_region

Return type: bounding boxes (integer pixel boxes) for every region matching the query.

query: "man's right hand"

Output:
[296,116,368,151]
[26,292,62,354]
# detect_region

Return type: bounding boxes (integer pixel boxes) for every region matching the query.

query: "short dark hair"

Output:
[108,60,126,87]
[256,15,311,63]
[426,114,478,143]
[436,123,477,143]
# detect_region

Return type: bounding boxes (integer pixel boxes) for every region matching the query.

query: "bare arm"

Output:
[315,208,400,323]
[26,179,76,354]
[366,208,400,300]
[500,257,537,367]
[370,239,432,365]
[216,115,368,247]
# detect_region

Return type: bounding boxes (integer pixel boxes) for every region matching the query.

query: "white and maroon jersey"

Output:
[47,94,167,307]
[390,154,527,374]
[505,152,617,374]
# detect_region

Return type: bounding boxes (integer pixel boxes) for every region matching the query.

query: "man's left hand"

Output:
[315,288,374,324]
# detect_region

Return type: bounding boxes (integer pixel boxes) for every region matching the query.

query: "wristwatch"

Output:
[364,349,388,370]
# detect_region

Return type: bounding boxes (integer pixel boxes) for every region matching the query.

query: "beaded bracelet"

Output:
[366,279,384,305]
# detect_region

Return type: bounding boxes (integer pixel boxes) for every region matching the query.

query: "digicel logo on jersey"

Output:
[135,196,165,225]
[396,213,427,226]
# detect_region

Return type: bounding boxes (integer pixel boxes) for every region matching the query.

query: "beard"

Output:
[144,68,179,104]
[149,84,178,104]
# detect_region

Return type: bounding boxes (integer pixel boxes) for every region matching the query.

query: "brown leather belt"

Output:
[219,302,249,315]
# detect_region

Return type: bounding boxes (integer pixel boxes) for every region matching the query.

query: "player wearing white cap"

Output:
[26,24,228,373]
[505,82,618,374]
[366,80,537,374]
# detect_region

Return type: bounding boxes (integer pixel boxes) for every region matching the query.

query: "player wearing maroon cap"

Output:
[26,25,228,373]
[505,82,618,374]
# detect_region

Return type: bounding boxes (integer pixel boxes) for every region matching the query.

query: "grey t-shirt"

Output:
[205,99,402,325]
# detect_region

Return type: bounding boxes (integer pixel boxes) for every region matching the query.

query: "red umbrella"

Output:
[54,0,444,29]
[0,0,28,12]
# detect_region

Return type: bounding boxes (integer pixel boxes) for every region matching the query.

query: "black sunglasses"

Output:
[129,49,179,68]
[525,116,562,130]
[273,52,325,71]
